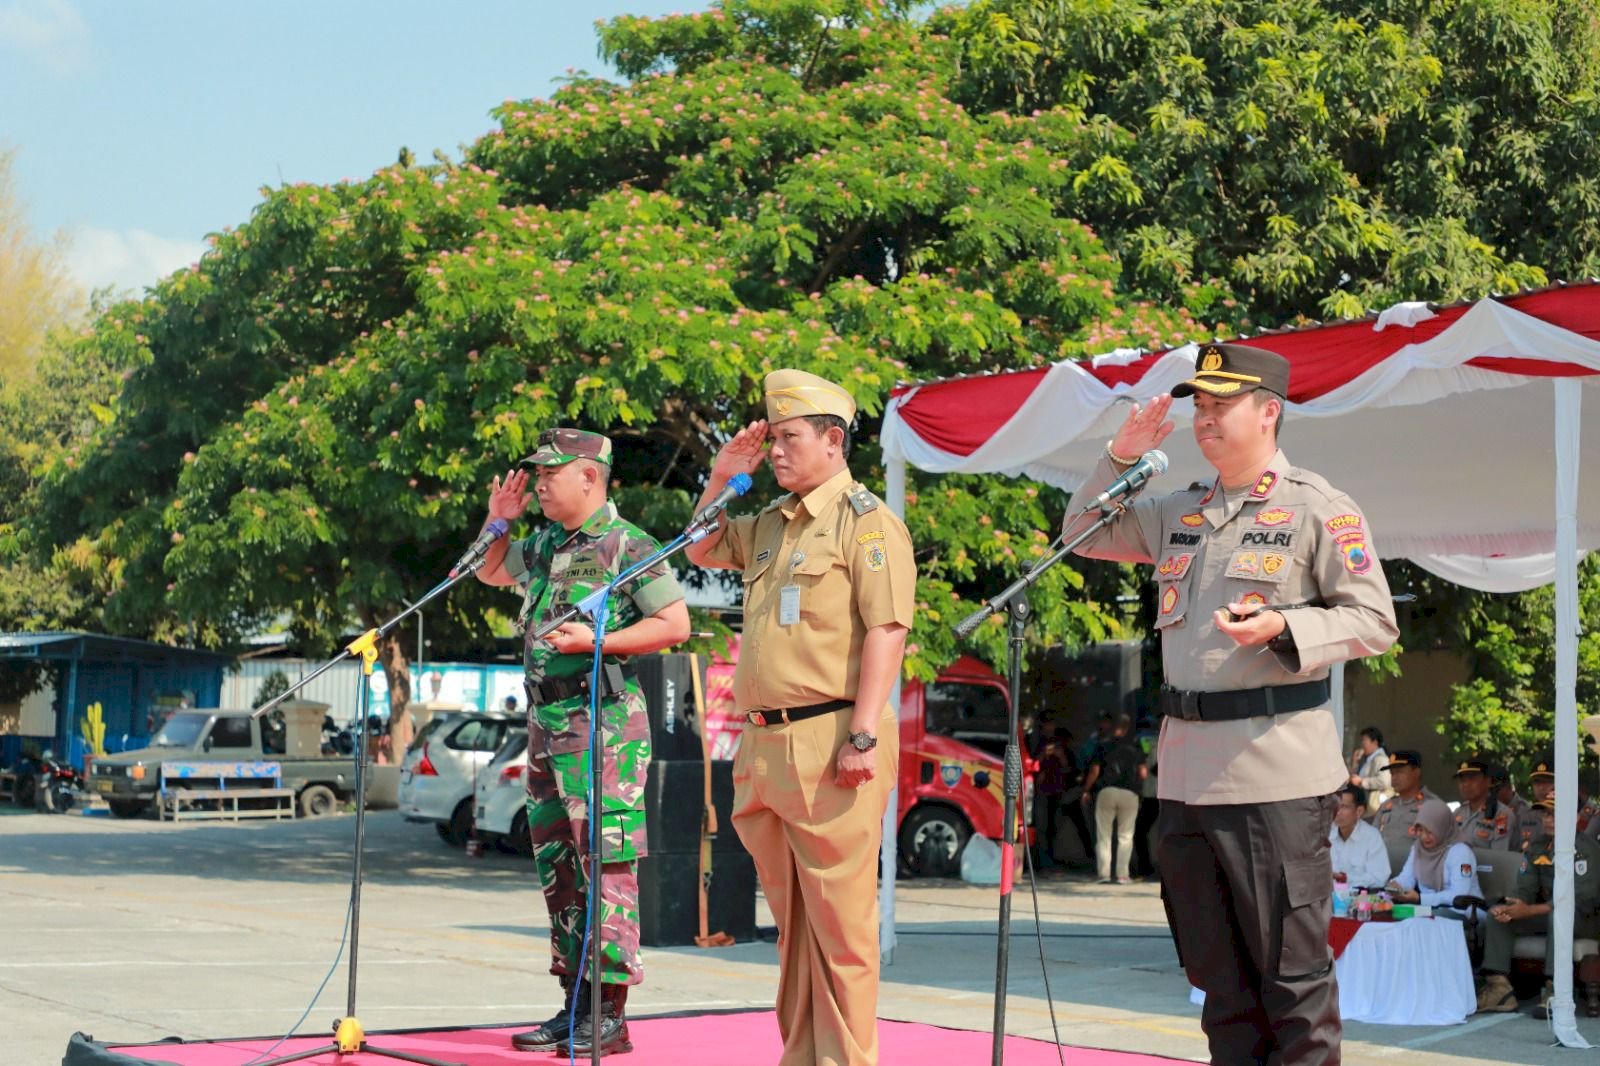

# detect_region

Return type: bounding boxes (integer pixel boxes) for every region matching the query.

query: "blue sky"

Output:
[1,0,707,295]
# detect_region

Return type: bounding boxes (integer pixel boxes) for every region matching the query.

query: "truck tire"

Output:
[439,798,474,847]
[299,784,338,818]
[898,805,972,879]
[108,799,147,819]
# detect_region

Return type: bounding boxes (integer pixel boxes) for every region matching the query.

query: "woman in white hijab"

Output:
[1388,798,1483,913]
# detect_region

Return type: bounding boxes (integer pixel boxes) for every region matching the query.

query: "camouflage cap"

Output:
[1172,342,1291,399]
[764,368,856,424]
[520,427,612,468]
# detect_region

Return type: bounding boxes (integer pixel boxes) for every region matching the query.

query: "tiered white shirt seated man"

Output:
[1329,784,1390,889]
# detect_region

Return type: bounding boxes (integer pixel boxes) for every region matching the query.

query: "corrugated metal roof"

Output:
[0,632,232,664]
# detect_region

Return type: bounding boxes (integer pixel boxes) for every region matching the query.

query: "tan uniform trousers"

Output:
[731,706,899,1066]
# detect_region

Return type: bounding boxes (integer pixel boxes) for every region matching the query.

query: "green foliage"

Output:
[251,669,292,710]
[1431,556,1600,778]
[17,0,1600,701]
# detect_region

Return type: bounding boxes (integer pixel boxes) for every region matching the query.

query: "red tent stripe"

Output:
[892,367,1049,457]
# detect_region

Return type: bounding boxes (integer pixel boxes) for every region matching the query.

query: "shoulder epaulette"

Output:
[848,484,879,516]
[1187,481,1209,492]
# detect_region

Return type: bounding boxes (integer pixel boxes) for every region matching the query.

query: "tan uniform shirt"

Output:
[1373,786,1442,849]
[705,467,916,711]
[1066,449,1399,804]
[1454,796,1515,851]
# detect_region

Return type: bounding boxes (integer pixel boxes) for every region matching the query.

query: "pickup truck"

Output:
[88,708,357,819]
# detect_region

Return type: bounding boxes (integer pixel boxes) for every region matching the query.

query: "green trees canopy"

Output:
[24,0,1600,745]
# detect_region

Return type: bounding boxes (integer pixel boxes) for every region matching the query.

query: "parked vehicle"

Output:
[473,731,532,856]
[397,712,524,846]
[88,709,359,819]
[33,752,82,813]
[894,656,1029,878]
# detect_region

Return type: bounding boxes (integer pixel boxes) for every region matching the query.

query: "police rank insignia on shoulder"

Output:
[848,485,878,515]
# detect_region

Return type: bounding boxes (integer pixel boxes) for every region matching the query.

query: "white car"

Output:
[397,712,523,845]
[474,731,532,855]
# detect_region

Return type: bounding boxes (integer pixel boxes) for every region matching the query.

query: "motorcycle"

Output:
[33,752,82,813]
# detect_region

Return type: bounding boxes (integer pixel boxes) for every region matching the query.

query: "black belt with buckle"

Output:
[1158,678,1330,723]
[528,662,636,706]
[745,699,853,727]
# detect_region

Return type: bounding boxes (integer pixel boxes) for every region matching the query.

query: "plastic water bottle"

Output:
[1355,889,1373,922]
[1332,881,1350,918]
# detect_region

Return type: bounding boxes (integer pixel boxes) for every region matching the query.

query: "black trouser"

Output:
[1159,794,1340,1066]
[1134,795,1160,876]
[1031,791,1064,865]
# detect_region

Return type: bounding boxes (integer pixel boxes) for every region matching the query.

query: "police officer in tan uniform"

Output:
[1452,758,1514,851]
[686,369,915,1066]
[1064,343,1398,1065]
[1371,750,1440,850]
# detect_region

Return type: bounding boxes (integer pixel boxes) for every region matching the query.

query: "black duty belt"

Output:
[1158,678,1330,723]
[745,699,853,727]
[528,662,636,706]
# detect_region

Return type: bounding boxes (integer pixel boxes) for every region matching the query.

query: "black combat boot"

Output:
[557,981,631,1056]
[511,976,583,1052]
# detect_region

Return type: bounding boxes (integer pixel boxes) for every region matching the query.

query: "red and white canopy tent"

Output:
[877,281,1600,1040]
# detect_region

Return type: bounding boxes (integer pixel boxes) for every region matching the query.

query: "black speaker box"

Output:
[638,848,758,946]
[643,758,744,855]
[633,653,705,761]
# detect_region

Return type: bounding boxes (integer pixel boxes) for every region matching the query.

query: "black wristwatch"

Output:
[848,730,878,752]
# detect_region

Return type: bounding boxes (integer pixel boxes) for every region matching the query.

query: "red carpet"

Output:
[78,1010,1189,1065]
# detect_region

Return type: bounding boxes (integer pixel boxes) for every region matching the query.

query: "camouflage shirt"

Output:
[503,500,685,684]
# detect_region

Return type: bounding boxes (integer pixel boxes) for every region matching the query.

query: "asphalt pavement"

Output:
[1,805,1593,1065]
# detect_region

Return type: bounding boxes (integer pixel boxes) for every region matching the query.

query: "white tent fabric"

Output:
[876,287,1599,1042]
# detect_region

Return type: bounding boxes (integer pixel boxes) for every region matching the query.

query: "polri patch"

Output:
[1263,553,1289,576]
[1160,586,1179,615]
[1238,591,1268,608]
[1255,508,1294,526]
[1180,512,1205,527]
[1224,551,1260,578]
[1325,513,1363,535]
[1340,538,1373,575]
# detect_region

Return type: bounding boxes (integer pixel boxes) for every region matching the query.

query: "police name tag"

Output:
[779,585,801,626]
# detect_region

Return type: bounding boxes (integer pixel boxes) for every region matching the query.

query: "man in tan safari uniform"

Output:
[1064,342,1399,1065]
[687,369,916,1066]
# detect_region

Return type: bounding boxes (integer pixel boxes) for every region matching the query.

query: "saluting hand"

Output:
[836,743,876,789]
[711,420,770,482]
[1109,395,1176,461]
[488,468,533,522]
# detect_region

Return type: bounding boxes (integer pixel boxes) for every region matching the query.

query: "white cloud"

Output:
[0,0,90,74]
[65,226,207,297]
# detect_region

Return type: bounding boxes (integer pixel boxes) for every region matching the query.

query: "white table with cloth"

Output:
[1189,916,1476,1026]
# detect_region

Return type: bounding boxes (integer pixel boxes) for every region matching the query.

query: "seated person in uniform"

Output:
[1387,798,1482,917]
[1329,784,1390,889]
[1476,797,1600,1017]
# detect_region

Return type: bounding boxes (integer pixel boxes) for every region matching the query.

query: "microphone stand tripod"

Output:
[250,565,484,1066]
[952,501,1135,1066]
[525,514,728,1066]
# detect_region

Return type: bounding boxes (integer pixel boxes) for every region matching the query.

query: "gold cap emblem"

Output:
[1200,347,1224,372]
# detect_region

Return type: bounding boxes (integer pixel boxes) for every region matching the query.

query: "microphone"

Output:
[688,473,753,530]
[1077,450,1169,513]
[450,518,510,577]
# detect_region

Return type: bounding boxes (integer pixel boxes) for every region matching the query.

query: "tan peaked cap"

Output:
[764,368,856,424]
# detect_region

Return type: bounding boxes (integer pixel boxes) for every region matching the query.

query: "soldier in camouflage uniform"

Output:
[475,428,690,1057]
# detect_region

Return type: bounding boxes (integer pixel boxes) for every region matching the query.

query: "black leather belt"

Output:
[528,663,636,706]
[745,699,853,727]
[1158,678,1330,723]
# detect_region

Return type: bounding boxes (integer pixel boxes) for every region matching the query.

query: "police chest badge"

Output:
[940,763,962,788]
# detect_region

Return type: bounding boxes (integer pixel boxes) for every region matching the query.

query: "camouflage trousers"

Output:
[526,684,651,986]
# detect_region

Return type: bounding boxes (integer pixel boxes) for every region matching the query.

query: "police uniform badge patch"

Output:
[1263,553,1288,576]
[1239,591,1267,608]
[865,544,886,572]
[1579,859,1590,877]
[1255,508,1294,526]
[1325,513,1363,535]
[1180,512,1205,527]
[1157,553,1193,578]
[1249,471,1277,498]
[1160,586,1179,615]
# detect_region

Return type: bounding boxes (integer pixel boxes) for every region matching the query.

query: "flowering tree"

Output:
[30,0,1594,721]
